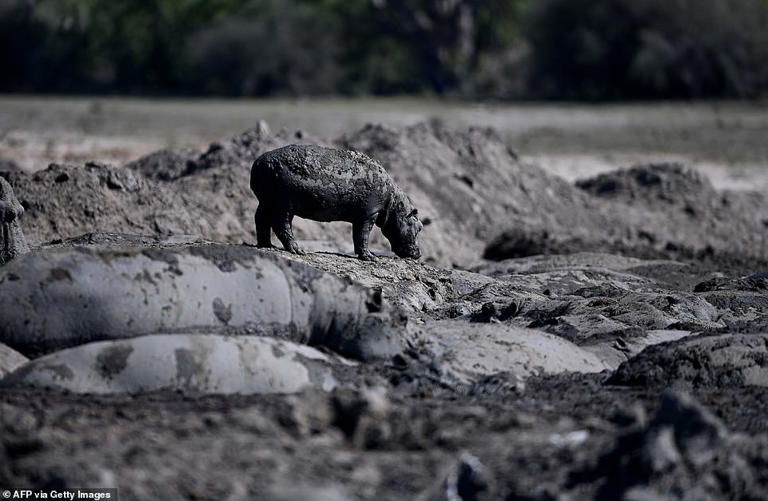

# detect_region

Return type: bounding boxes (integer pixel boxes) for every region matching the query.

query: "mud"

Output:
[5,120,766,268]
[1,121,767,500]
[608,334,768,389]
[488,170,768,268]
[570,163,768,264]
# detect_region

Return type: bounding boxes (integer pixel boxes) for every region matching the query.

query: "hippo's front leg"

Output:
[273,212,305,255]
[353,216,377,261]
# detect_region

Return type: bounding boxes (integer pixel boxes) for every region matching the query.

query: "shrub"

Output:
[180,2,343,96]
[525,0,768,99]
[0,1,88,92]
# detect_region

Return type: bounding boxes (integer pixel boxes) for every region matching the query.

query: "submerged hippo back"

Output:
[251,145,394,221]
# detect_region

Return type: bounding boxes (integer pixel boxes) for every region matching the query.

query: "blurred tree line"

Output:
[1,0,767,99]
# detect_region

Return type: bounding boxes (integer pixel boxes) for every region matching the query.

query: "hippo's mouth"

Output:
[394,245,421,259]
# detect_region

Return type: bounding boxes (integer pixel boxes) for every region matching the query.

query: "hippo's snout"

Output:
[1,204,15,223]
[394,245,421,260]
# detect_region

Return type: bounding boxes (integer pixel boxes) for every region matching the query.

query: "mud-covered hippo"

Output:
[0,176,30,265]
[251,144,422,260]
[0,244,406,360]
[1,334,340,395]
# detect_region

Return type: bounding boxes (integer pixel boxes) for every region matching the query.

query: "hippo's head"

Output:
[382,204,423,259]
[1,201,22,223]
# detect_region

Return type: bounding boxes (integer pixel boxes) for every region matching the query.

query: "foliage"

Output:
[525,0,768,99]
[1,0,766,99]
[180,1,343,96]
[0,0,87,92]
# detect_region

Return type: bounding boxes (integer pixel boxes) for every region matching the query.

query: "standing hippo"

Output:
[250,144,422,260]
[0,176,30,265]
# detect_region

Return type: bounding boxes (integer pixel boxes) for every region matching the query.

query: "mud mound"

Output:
[190,120,275,175]
[124,148,198,181]
[340,121,616,265]
[483,226,591,260]
[583,163,768,263]
[694,272,768,293]
[192,122,327,174]
[126,121,329,182]
[487,162,768,265]
[6,122,768,266]
[3,162,198,245]
[4,155,305,246]
[607,334,768,389]
[576,163,715,206]
[7,121,620,265]
[581,163,768,249]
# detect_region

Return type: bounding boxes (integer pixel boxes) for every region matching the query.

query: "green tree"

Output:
[180,0,344,96]
[364,0,529,95]
[525,0,768,99]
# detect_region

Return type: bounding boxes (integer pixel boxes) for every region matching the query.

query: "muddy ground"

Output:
[1,118,767,500]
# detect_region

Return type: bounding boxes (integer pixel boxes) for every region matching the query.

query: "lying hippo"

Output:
[251,144,422,260]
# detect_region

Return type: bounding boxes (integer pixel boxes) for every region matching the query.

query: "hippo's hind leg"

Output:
[353,215,377,261]
[272,211,305,255]
[255,204,274,248]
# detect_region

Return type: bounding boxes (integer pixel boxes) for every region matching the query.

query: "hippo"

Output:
[1,334,340,395]
[0,243,406,360]
[250,144,422,260]
[0,176,30,265]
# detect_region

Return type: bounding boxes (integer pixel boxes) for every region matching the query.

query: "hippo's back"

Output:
[251,144,394,221]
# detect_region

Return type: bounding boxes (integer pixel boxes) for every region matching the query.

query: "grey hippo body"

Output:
[1,334,341,395]
[0,244,405,360]
[251,144,422,260]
